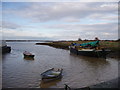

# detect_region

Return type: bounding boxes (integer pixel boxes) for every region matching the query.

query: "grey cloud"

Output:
[3,2,117,23]
[88,14,117,21]
[2,21,21,29]
[2,21,36,30]
[45,23,117,32]
[2,2,118,40]
[44,22,118,40]
[3,33,55,40]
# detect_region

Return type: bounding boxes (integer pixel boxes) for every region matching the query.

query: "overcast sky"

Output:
[1,1,118,40]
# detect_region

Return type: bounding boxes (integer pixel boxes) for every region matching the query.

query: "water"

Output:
[2,42,118,88]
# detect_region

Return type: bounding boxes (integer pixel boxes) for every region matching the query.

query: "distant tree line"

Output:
[78,37,120,42]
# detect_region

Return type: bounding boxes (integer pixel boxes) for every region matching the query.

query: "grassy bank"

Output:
[36,41,88,49]
[36,40,120,58]
[36,40,120,51]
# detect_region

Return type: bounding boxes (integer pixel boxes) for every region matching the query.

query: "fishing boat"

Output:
[41,68,63,82]
[69,41,111,58]
[23,51,35,58]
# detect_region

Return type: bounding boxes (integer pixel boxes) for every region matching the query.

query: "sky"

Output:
[1,0,119,40]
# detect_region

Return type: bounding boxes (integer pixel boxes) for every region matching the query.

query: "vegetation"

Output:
[100,41,119,51]
[36,40,120,58]
[36,40,120,52]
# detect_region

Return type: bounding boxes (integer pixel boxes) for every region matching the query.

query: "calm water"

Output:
[2,42,118,88]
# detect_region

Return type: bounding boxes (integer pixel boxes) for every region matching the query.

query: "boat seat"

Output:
[47,75,55,77]
[52,71,60,75]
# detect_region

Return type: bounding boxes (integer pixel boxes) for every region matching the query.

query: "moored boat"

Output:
[1,40,11,54]
[23,51,35,58]
[41,68,63,82]
[69,41,111,58]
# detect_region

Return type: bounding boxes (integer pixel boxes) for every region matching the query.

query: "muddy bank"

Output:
[107,51,120,59]
[36,42,69,49]
[88,77,119,88]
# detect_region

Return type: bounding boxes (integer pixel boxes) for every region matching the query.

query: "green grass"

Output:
[36,41,120,51]
[99,41,119,51]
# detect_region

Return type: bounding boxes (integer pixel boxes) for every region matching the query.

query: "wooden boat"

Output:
[69,41,111,59]
[23,51,34,58]
[41,68,63,82]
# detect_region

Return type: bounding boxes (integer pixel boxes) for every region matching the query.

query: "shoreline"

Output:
[78,77,119,89]
[88,77,119,88]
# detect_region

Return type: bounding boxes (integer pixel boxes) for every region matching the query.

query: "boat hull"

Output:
[41,75,62,82]
[41,68,63,82]
[70,48,110,58]
[23,54,34,58]
[2,46,11,54]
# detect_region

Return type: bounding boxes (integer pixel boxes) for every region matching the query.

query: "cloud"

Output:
[88,14,118,22]
[2,0,119,2]
[2,2,118,40]
[2,28,60,40]
[45,23,117,32]
[3,2,117,23]
[28,2,117,23]
[44,22,118,40]
[2,21,21,29]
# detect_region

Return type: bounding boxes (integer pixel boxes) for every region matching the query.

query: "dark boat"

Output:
[1,40,11,54]
[2,46,11,53]
[70,48,111,58]
[69,41,111,59]
[23,51,35,58]
[41,68,63,82]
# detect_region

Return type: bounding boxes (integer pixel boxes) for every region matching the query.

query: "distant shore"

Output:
[36,40,120,58]
[5,40,53,42]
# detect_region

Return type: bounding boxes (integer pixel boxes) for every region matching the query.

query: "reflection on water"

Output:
[23,57,34,60]
[40,79,62,88]
[70,53,109,70]
[2,42,118,88]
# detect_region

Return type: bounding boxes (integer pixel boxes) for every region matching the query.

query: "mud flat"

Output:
[89,77,119,88]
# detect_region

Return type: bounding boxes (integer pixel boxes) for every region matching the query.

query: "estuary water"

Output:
[2,42,118,88]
